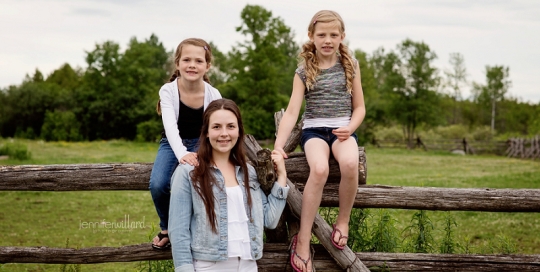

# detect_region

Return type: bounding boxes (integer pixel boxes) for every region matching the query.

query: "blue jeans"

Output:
[149,137,199,231]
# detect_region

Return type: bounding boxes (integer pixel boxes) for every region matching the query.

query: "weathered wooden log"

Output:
[303,184,540,212]
[0,163,154,191]
[274,109,304,153]
[2,244,539,271]
[1,165,539,212]
[0,150,366,190]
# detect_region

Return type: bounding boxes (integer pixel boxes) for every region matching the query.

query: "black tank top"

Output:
[178,100,204,139]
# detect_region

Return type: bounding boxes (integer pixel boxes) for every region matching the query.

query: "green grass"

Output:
[0,139,539,271]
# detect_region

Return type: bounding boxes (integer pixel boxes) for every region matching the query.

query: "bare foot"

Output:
[332,223,349,248]
[152,230,170,249]
[293,236,313,272]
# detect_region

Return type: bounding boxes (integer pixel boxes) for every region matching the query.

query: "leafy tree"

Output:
[75,35,169,140]
[75,40,122,140]
[121,34,170,139]
[207,42,229,88]
[529,104,540,135]
[444,53,468,124]
[388,39,442,147]
[0,81,66,138]
[41,110,82,141]
[46,63,82,92]
[472,65,511,133]
[486,66,511,132]
[219,4,298,139]
[354,49,386,144]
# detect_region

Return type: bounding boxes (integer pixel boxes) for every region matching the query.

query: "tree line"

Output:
[1,4,539,145]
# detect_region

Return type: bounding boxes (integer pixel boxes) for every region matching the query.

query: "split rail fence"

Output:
[1,112,539,271]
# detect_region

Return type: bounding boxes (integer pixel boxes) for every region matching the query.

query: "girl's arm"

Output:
[251,165,289,230]
[168,165,195,271]
[274,74,306,158]
[333,61,366,141]
[271,150,287,187]
[159,86,189,162]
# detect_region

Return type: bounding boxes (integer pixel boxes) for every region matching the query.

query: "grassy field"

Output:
[0,139,539,271]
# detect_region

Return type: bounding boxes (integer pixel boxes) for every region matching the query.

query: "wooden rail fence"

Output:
[374,138,509,155]
[1,112,539,271]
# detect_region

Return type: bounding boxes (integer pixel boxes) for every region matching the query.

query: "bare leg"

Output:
[293,138,330,272]
[331,137,359,247]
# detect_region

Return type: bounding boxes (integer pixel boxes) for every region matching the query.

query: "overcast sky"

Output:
[2,0,539,103]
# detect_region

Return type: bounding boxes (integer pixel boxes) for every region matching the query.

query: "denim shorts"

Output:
[300,127,358,151]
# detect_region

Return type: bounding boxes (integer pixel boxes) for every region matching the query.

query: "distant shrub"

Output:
[136,120,162,142]
[14,127,37,139]
[415,129,442,141]
[470,126,494,141]
[0,141,31,160]
[374,126,403,141]
[41,110,82,141]
[435,125,469,140]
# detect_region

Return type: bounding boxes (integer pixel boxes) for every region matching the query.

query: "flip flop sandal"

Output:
[331,224,348,250]
[289,234,316,272]
[152,232,171,250]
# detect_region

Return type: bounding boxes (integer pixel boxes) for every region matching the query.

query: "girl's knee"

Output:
[339,159,358,175]
[310,163,329,179]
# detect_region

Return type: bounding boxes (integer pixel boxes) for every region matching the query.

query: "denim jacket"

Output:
[168,163,289,272]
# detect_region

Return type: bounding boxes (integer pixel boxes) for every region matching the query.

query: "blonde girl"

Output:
[273,10,366,272]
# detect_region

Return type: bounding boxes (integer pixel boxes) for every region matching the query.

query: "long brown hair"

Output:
[300,10,356,94]
[190,98,252,233]
[156,38,213,115]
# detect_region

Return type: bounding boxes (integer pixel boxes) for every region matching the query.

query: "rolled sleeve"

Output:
[270,182,289,199]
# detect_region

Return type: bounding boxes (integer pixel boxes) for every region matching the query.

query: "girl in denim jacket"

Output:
[169,99,289,272]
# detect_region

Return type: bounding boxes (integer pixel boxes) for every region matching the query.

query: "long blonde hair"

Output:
[300,10,355,94]
[156,38,213,115]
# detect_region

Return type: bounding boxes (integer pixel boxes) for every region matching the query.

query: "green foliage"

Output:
[46,63,82,91]
[41,110,82,141]
[0,81,71,138]
[75,34,169,141]
[348,208,371,252]
[470,126,494,141]
[370,209,400,252]
[434,125,468,139]
[0,141,31,160]
[439,212,458,254]
[477,234,518,254]
[392,39,442,146]
[374,126,403,141]
[403,210,434,253]
[355,49,388,144]
[219,4,298,139]
[136,119,162,142]
[472,65,511,132]
[60,238,82,272]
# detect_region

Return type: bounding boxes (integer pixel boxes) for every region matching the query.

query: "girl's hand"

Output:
[332,127,352,142]
[273,147,288,159]
[271,150,287,184]
[180,152,198,166]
